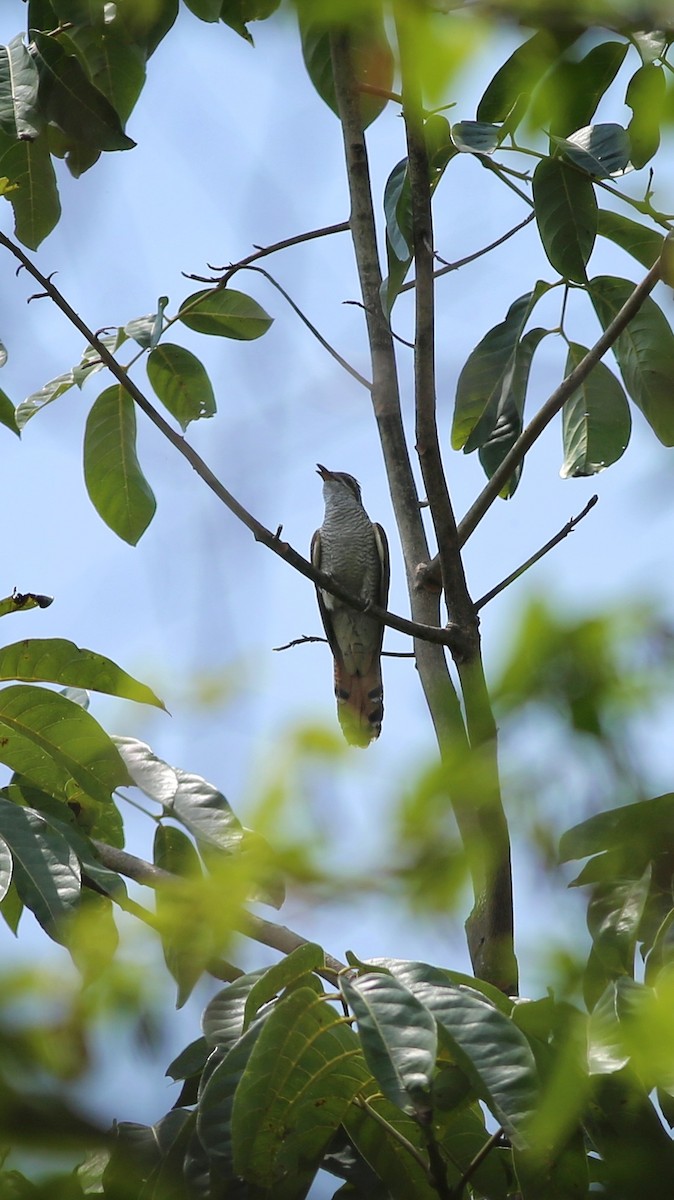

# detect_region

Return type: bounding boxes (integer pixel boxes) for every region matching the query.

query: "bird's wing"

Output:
[311,527,342,663]
[373,521,390,657]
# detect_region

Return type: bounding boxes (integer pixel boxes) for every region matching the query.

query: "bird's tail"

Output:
[334,658,384,748]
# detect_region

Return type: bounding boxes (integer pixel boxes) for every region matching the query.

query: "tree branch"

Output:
[475,494,599,611]
[208,220,351,278]
[90,839,347,979]
[0,231,465,657]
[397,7,516,994]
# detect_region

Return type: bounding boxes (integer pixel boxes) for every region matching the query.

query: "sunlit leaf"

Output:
[0,34,41,139]
[72,329,128,388]
[0,800,80,939]
[0,387,18,435]
[147,343,216,430]
[15,371,74,429]
[84,384,156,544]
[340,972,437,1117]
[178,288,273,340]
[451,120,500,154]
[555,123,631,178]
[243,943,324,1029]
[0,638,165,708]
[0,684,130,807]
[0,831,12,901]
[560,341,631,477]
[0,130,60,248]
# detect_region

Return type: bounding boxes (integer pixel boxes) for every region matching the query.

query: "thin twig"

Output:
[475,494,599,611]
[417,212,535,288]
[273,632,414,657]
[449,1127,505,1199]
[90,839,346,979]
[223,263,371,391]
[0,231,467,657]
[208,220,351,279]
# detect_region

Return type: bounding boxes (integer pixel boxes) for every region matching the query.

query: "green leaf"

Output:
[377,958,515,1015]
[104,0,179,58]
[167,770,243,852]
[533,158,597,282]
[0,877,23,933]
[0,387,19,436]
[184,0,223,19]
[112,735,179,804]
[477,28,578,126]
[587,1072,674,1192]
[299,12,393,130]
[391,969,538,1149]
[0,638,165,708]
[589,275,674,446]
[0,34,41,139]
[587,867,651,977]
[0,130,60,248]
[627,63,666,169]
[0,800,80,939]
[451,120,500,154]
[0,832,12,901]
[478,327,548,496]
[560,341,631,477]
[31,32,135,152]
[197,1023,265,1178]
[202,970,268,1048]
[64,24,146,125]
[561,793,674,863]
[15,371,74,428]
[243,943,325,1030]
[83,384,156,544]
[597,209,663,269]
[178,287,273,340]
[154,823,206,1007]
[340,972,437,1117]
[631,31,669,64]
[231,987,366,1193]
[555,122,631,178]
[0,684,130,807]
[0,591,53,618]
[147,343,216,430]
[383,157,412,262]
[166,1036,209,1081]
[343,1091,439,1199]
[452,283,549,450]
[219,0,281,43]
[544,41,629,139]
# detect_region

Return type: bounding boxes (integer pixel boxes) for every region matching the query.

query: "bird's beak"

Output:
[316,463,332,480]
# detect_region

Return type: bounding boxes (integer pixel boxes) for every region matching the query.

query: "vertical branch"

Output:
[395,9,517,993]
[328,30,466,750]
[329,28,516,992]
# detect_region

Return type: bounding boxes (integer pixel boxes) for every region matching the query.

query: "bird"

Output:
[311,464,390,747]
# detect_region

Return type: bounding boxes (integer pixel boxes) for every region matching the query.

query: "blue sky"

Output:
[2,6,674,1170]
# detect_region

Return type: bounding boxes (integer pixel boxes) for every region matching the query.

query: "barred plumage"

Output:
[312,465,389,747]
